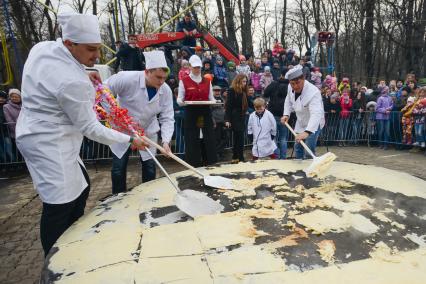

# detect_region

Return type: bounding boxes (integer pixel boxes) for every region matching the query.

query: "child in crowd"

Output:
[401,96,416,145]
[375,86,393,149]
[211,45,220,64]
[260,56,270,71]
[202,59,214,77]
[366,101,377,142]
[260,66,274,93]
[311,67,322,89]
[338,77,351,93]
[338,90,353,146]
[211,85,227,157]
[236,55,251,78]
[227,61,237,85]
[412,88,426,148]
[178,59,190,80]
[247,85,256,114]
[247,98,277,160]
[272,40,284,57]
[271,60,282,81]
[194,46,204,61]
[324,74,337,91]
[250,59,263,96]
[213,56,229,88]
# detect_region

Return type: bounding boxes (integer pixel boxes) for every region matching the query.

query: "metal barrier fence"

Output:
[0,111,424,166]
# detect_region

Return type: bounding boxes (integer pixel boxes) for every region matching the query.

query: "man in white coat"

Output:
[15,13,147,257]
[280,65,325,159]
[106,50,174,194]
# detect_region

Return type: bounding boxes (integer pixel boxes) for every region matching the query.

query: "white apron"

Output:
[16,39,129,204]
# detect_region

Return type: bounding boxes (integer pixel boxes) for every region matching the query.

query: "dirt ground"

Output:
[0,145,425,284]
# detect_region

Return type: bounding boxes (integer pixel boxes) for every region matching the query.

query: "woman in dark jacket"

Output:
[351,91,366,145]
[225,74,248,163]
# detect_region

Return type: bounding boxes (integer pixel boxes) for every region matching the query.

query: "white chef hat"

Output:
[144,50,168,70]
[189,55,202,67]
[58,13,101,44]
[285,64,303,80]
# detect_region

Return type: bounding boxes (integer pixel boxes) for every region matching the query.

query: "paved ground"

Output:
[0,146,425,284]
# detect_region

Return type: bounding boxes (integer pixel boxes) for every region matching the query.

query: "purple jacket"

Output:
[3,102,21,138]
[250,72,263,92]
[375,94,393,120]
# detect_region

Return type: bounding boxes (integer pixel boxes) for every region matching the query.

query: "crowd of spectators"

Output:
[1,15,425,165]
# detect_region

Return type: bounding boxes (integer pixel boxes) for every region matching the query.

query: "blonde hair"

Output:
[253,97,266,108]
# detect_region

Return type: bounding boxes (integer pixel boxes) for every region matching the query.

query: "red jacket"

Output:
[340,96,353,118]
[182,76,210,101]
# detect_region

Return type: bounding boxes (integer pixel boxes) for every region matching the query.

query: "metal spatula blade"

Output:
[145,148,224,218]
[204,175,234,190]
[174,190,224,218]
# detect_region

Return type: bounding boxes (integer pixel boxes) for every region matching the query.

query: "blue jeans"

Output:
[295,128,321,159]
[351,119,362,143]
[111,148,156,194]
[338,118,350,142]
[376,119,390,147]
[175,117,185,154]
[414,123,425,143]
[274,116,288,159]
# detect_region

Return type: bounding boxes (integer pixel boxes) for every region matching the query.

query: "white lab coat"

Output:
[106,71,175,161]
[247,110,277,158]
[15,39,130,204]
[283,80,325,133]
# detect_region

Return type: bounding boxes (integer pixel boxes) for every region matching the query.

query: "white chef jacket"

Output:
[283,80,325,133]
[15,39,130,204]
[247,110,277,157]
[106,71,175,161]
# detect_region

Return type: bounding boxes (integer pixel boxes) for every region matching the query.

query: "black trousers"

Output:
[232,130,245,161]
[40,164,90,257]
[111,148,156,194]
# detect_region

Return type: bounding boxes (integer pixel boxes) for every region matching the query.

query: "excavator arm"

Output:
[135,31,239,64]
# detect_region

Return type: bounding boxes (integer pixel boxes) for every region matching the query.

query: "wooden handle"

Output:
[284,122,317,159]
[141,136,205,177]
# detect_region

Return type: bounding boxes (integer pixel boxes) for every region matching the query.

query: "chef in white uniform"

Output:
[106,50,174,194]
[15,13,147,257]
[281,65,325,159]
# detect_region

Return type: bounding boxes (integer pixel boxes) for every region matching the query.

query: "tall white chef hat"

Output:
[58,13,101,44]
[285,64,304,80]
[144,50,168,70]
[189,55,202,67]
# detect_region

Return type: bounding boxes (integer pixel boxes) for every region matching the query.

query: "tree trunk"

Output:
[215,0,228,41]
[364,0,375,86]
[92,0,97,15]
[405,0,415,74]
[222,0,239,52]
[280,0,287,45]
[242,0,253,55]
[412,0,426,76]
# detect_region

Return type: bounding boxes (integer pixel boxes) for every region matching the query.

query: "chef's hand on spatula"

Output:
[160,142,172,158]
[131,136,149,150]
[295,131,309,143]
